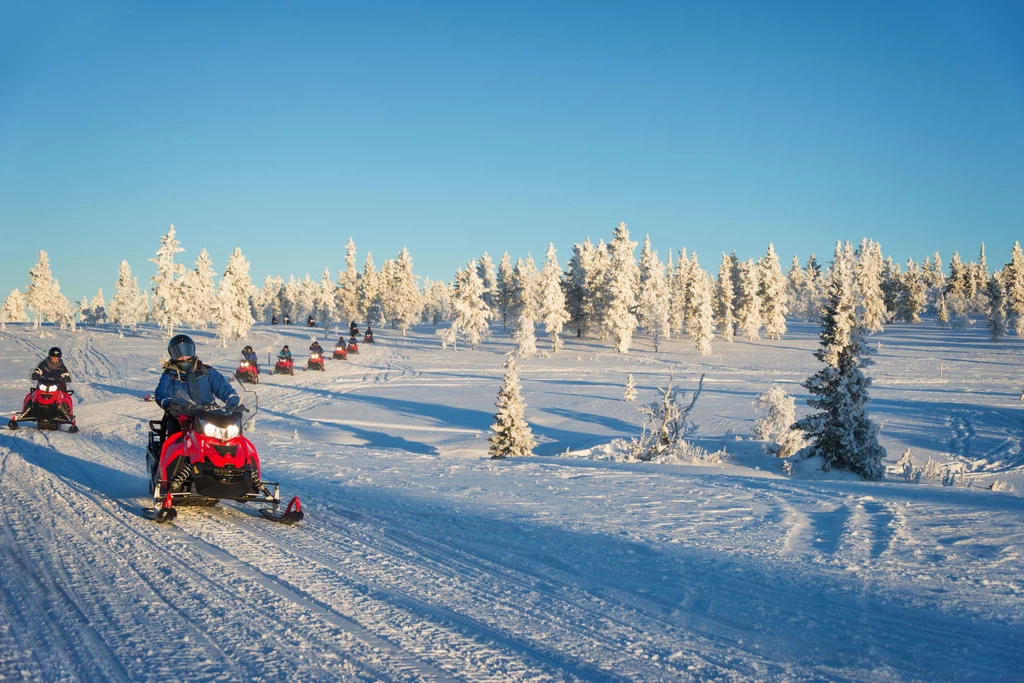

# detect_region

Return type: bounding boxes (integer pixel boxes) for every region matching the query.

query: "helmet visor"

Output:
[168,338,196,360]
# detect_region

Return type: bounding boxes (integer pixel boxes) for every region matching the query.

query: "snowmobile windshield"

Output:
[168,338,196,360]
[194,409,244,442]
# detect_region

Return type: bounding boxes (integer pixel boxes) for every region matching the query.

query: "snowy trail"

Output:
[1,324,1023,681]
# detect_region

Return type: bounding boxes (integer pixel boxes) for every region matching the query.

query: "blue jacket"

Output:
[242,350,259,366]
[155,360,239,410]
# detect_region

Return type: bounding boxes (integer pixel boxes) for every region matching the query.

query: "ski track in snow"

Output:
[1,323,1023,681]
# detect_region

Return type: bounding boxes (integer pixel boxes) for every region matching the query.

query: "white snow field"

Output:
[1,321,1022,682]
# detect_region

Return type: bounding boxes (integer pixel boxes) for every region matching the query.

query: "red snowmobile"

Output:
[346,338,360,354]
[143,402,302,524]
[8,383,79,433]
[332,343,348,360]
[363,330,375,343]
[234,359,259,384]
[306,351,325,371]
[272,357,295,375]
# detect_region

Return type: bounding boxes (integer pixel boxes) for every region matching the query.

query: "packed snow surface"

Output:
[1,322,1022,682]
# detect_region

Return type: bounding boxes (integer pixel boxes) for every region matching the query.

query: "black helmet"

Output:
[243,345,253,353]
[48,347,62,359]
[167,334,196,360]
[283,345,290,350]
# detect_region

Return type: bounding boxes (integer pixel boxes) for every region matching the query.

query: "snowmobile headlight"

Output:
[42,384,58,392]
[240,361,249,367]
[203,423,224,439]
[225,424,240,440]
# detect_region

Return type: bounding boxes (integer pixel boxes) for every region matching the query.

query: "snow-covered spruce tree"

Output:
[281,275,301,322]
[1005,241,1024,337]
[522,255,541,320]
[478,252,498,309]
[602,222,639,353]
[564,240,589,338]
[296,274,317,323]
[972,243,989,314]
[215,248,255,345]
[179,248,217,329]
[424,278,454,325]
[109,260,148,332]
[987,274,1008,342]
[51,283,76,330]
[804,253,825,322]
[717,253,736,341]
[25,250,64,328]
[637,248,671,351]
[880,257,903,321]
[257,275,284,322]
[624,374,637,402]
[495,251,515,332]
[897,259,927,323]
[668,248,690,336]
[786,255,807,321]
[936,293,949,327]
[793,253,887,480]
[386,247,423,335]
[81,289,107,325]
[588,240,611,339]
[452,259,492,349]
[759,243,788,340]
[855,239,887,333]
[312,267,339,334]
[488,357,535,459]
[752,385,805,458]
[947,251,968,296]
[336,238,360,325]
[149,224,186,338]
[0,289,29,329]
[511,313,537,358]
[687,270,715,356]
[538,243,570,352]
[358,252,381,325]
[736,259,762,341]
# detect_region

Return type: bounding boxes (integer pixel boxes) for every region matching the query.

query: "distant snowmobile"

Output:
[332,343,348,360]
[143,401,301,524]
[8,383,79,433]
[306,352,325,371]
[347,337,359,355]
[235,359,259,384]
[363,329,375,343]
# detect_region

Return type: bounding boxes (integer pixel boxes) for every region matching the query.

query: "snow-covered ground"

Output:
[1,321,1022,682]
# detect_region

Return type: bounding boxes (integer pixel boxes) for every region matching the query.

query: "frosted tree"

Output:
[717,253,736,341]
[687,270,715,356]
[786,255,808,321]
[564,240,589,337]
[336,238,360,326]
[50,284,76,330]
[385,247,423,335]
[359,252,383,325]
[451,259,492,349]
[936,293,949,327]
[793,252,886,480]
[637,248,671,351]
[109,260,148,332]
[0,289,29,329]
[897,259,927,323]
[987,275,1008,342]
[804,253,825,321]
[488,357,535,459]
[602,222,639,353]
[947,251,968,296]
[1005,241,1024,337]
[282,275,302,321]
[587,240,611,339]
[511,313,537,358]
[149,224,186,337]
[752,385,805,459]
[668,248,690,336]
[522,255,541,319]
[312,267,339,334]
[257,275,284,322]
[759,243,788,340]
[477,252,497,309]
[624,374,637,402]
[82,289,107,325]
[25,250,63,328]
[423,278,454,325]
[537,243,570,352]
[855,239,887,333]
[179,248,217,329]
[880,257,903,320]
[495,251,515,331]
[215,248,255,345]
[736,259,762,341]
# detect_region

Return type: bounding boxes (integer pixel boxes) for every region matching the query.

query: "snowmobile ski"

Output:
[259,496,304,524]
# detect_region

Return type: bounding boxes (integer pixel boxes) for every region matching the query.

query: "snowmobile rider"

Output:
[278,345,292,361]
[32,347,71,391]
[156,334,240,438]
[241,345,260,374]
[349,321,359,337]
[309,340,324,355]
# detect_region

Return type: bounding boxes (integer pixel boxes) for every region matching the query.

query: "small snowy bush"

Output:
[623,374,637,402]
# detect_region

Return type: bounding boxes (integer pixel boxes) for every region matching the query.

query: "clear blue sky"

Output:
[1,0,1022,300]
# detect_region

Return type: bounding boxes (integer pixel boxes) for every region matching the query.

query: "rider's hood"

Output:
[161,359,209,379]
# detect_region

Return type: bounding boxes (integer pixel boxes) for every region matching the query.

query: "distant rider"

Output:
[155,334,239,439]
[278,345,292,361]
[242,345,260,375]
[309,340,324,356]
[349,321,359,337]
[32,347,71,391]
